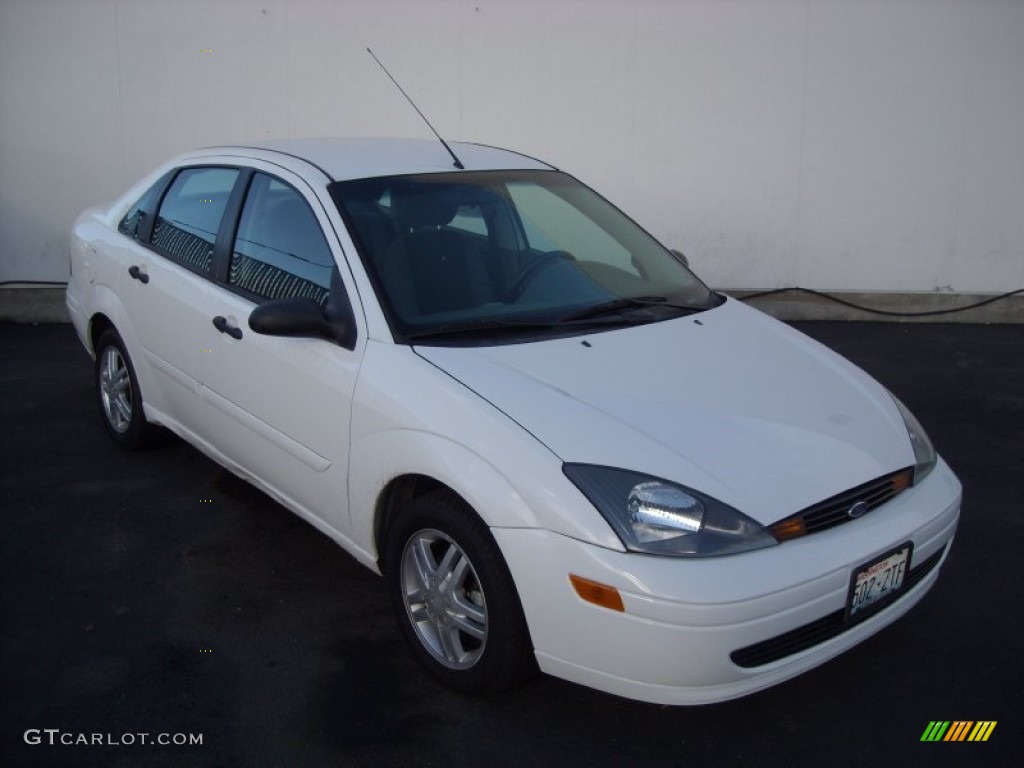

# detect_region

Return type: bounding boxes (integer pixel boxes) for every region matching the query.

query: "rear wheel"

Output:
[385,491,536,694]
[94,329,156,450]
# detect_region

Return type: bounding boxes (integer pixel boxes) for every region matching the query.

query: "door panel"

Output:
[197,169,361,533]
[200,290,359,532]
[118,242,211,427]
[119,166,240,428]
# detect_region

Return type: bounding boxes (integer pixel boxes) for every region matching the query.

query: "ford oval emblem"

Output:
[847,501,869,519]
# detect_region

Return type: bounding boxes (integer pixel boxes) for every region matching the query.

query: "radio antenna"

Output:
[366,47,464,170]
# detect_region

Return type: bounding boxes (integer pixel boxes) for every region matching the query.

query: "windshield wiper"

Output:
[406,317,559,341]
[558,296,700,323]
[406,297,706,342]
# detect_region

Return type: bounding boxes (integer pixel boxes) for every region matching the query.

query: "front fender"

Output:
[347,342,625,570]
[348,430,543,570]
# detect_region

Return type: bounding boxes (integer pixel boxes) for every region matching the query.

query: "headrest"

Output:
[392,188,458,230]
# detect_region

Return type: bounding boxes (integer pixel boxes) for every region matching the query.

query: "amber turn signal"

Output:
[569,574,625,612]
[891,469,912,493]
[769,517,807,542]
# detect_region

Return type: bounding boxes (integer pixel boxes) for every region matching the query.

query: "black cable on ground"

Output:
[0,280,69,287]
[738,287,1024,318]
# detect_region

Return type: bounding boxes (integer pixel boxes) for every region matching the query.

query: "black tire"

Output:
[385,491,537,694]
[94,328,157,450]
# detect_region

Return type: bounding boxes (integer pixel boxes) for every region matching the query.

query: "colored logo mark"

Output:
[920,721,997,742]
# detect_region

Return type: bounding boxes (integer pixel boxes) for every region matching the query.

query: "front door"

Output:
[197,169,362,536]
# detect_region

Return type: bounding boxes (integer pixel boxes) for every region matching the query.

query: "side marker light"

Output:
[569,574,625,612]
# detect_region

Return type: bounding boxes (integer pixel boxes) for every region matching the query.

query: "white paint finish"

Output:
[65,137,965,702]
[495,472,959,704]
[235,137,552,179]
[3,1,1022,291]
[417,297,912,525]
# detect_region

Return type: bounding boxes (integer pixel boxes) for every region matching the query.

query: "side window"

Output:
[117,171,172,241]
[229,173,333,305]
[151,167,239,273]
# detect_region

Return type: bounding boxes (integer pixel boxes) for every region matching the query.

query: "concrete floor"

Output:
[1,321,1021,767]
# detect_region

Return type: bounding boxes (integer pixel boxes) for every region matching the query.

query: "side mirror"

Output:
[669,249,690,268]
[249,297,338,341]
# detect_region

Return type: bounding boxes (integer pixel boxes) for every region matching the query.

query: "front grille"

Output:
[730,547,944,668]
[769,468,914,541]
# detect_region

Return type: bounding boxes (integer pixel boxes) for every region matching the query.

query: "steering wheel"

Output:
[508,251,575,299]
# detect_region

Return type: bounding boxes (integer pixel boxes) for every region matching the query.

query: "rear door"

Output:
[118,166,240,428]
[197,167,363,535]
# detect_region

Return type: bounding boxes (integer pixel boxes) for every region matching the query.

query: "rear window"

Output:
[117,171,173,241]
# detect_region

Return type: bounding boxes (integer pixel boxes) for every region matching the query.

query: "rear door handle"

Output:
[128,265,149,284]
[212,315,243,340]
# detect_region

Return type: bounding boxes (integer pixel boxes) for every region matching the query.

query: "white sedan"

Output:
[67,137,961,704]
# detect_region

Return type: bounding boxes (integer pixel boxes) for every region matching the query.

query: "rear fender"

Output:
[86,284,164,418]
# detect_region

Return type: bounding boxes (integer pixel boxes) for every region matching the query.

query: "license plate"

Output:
[846,543,913,621]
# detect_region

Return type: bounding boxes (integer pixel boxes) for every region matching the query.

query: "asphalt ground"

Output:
[1,320,1022,768]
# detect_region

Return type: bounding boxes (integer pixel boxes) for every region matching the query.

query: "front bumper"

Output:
[493,458,961,705]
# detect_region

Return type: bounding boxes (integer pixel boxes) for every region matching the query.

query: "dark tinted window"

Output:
[151,167,238,273]
[229,173,333,305]
[117,172,172,241]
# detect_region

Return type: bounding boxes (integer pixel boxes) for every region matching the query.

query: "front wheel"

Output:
[385,491,536,694]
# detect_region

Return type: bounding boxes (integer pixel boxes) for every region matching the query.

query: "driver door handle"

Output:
[128,265,149,284]
[212,315,243,340]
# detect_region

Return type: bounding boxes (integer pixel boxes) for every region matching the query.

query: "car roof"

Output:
[199,137,556,182]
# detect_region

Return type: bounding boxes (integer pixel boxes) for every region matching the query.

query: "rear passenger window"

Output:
[229,173,333,305]
[151,167,238,273]
[118,172,172,241]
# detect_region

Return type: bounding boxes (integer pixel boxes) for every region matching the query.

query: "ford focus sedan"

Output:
[66,137,961,704]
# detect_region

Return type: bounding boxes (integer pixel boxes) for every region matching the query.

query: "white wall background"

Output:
[1,0,1022,294]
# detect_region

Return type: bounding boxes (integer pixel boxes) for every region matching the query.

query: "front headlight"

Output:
[891,395,937,485]
[563,464,778,557]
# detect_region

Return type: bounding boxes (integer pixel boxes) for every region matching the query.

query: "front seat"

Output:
[376,189,476,321]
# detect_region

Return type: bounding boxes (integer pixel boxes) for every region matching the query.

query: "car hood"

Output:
[414,298,914,524]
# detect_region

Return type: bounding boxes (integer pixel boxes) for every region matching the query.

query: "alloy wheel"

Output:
[99,345,133,434]
[400,528,488,669]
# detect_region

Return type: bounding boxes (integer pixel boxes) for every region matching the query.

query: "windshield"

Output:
[330,170,716,343]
